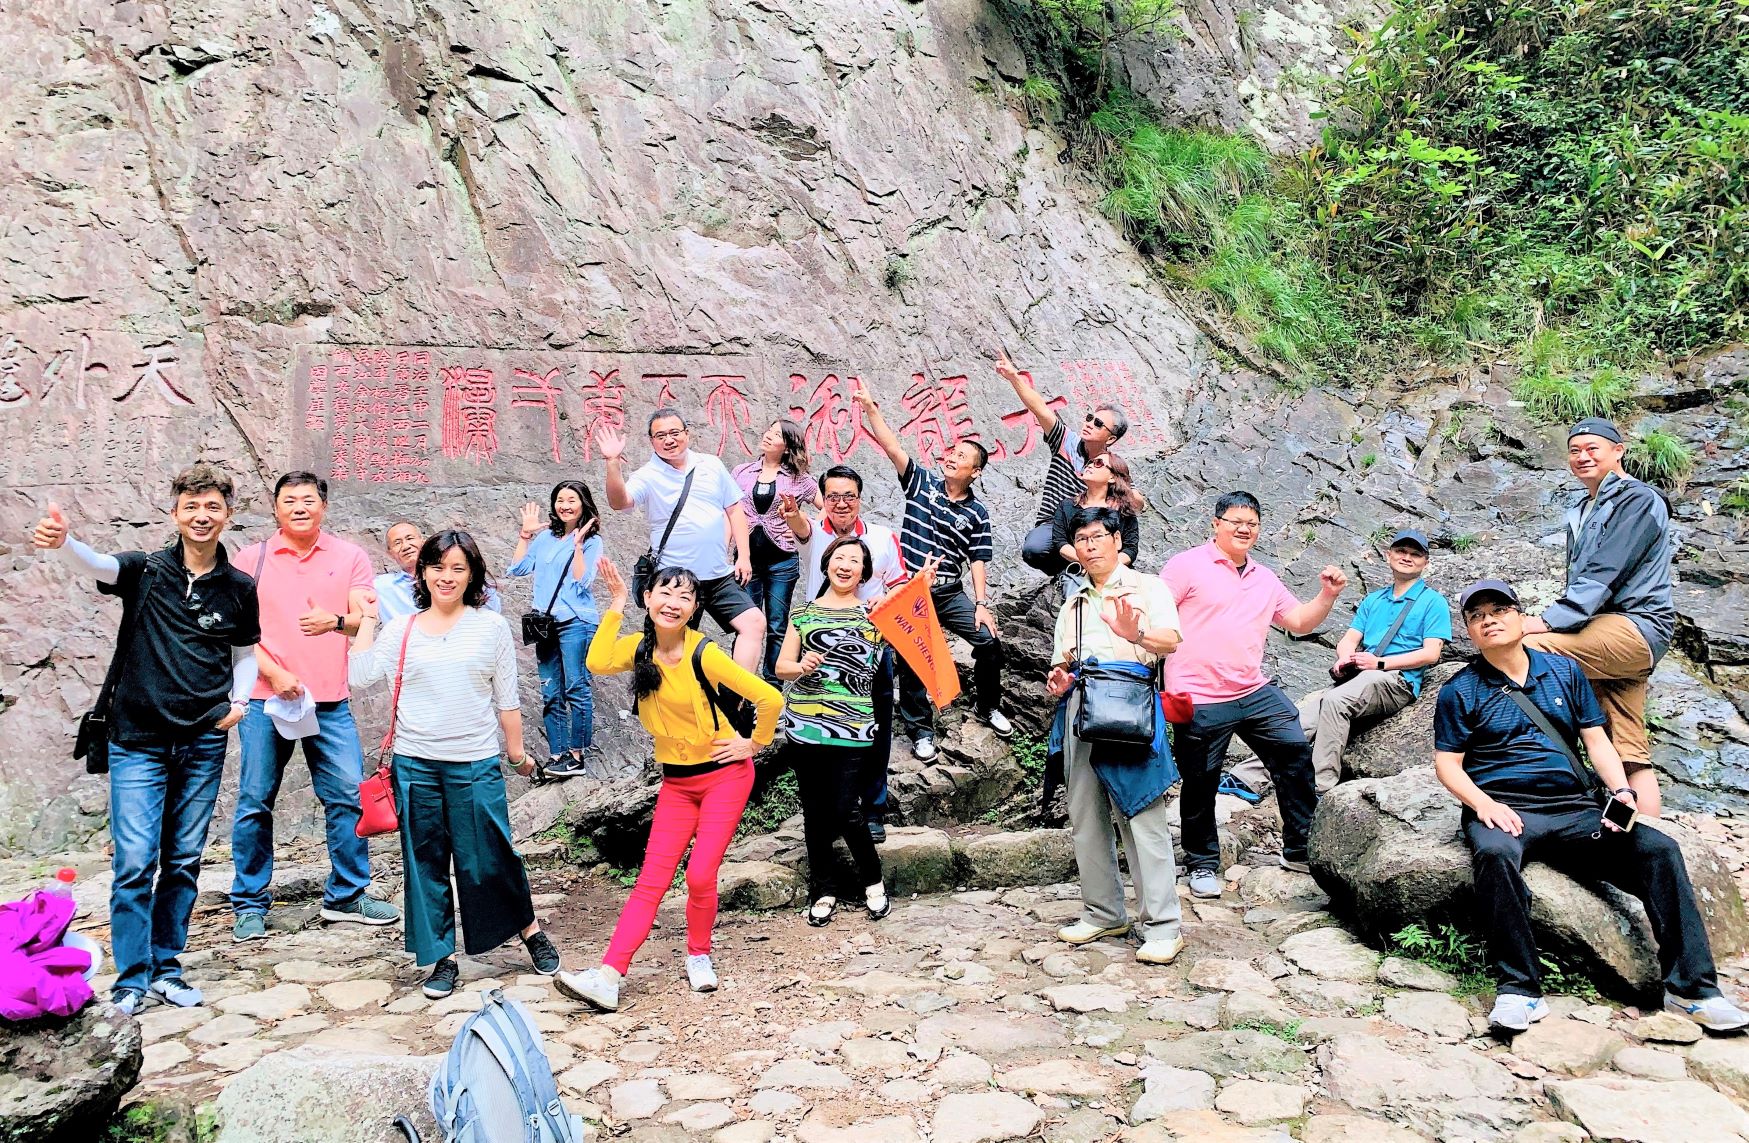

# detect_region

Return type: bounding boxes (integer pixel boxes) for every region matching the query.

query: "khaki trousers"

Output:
[1227,670,1415,796]
[1525,614,1654,766]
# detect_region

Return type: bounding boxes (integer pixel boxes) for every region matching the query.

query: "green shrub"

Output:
[1624,429,1697,490]
[1513,367,1634,424]
[736,768,802,840]
[1721,476,1749,517]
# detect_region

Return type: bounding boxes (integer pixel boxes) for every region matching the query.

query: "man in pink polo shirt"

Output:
[228,471,400,942]
[1162,491,1348,900]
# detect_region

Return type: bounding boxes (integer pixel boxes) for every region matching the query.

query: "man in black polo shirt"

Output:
[1433,578,1745,1034]
[853,381,1010,761]
[31,464,260,1016]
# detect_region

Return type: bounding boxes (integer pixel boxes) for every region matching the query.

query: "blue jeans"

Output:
[538,619,595,756]
[231,699,371,914]
[108,731,228,997]
[747,555,800,680]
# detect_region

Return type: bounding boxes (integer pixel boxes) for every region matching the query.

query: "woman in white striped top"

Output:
[349,529,562,999]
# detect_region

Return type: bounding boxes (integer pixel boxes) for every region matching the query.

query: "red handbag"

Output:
[355,621,414,838]
[1159,690,1195,725]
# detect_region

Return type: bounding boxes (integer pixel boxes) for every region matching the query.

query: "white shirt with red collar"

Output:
[800,516,907,604]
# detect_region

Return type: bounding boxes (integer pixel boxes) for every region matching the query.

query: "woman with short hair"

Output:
[349,529,559,999]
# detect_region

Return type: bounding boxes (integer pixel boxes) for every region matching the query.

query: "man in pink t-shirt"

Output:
[227,472,400,942]
[1161,491,1348,900]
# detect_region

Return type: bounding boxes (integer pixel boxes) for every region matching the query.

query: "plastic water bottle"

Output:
[45,867,76,897]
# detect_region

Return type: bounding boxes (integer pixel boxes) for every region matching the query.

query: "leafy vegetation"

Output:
[1721,476,1749,517]
[996,0,1749,392]
[1010,729,1048,785]
[1237,1017,1305,1042]
[1391,921,1600,1001]
[736,767,802,840]
[1623,428,1697,490]
[103,1102,219,1143]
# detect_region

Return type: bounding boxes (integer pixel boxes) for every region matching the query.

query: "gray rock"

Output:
[1222,991,1298,1031]
[1377,955,1460,993]
[797,1115,924,1143]
[212,1045,440,1142]
[1546,1077,1749,1142]
[1510,1018,1626,1077]
[1279,927,1381,981]
[717,861,806,911]
[1686,1035,1749,1101]
[1611,1046,1686,1081]
[1382,991,1471,1041]
[0,1003,141,1143]
[1341,663,1462,782]
[215,984,313,1022]
[1629,1011,1702,1044]
[915,1010,1068,1055]
[876,828,959,896]
[1130,1064,1217,1122]
[1318,1034,1516,1136]
[1143,1030,1307,1077]
[1039,983,1130,1014]
[755,1059,852,1091]
[956,829,1075,889]
[1187,958,1278,995]
[932,1091,1042,1143]
[1310,766,1749,1003]
[1299,1115,1431,1142]
[1213,1080,1310,1125]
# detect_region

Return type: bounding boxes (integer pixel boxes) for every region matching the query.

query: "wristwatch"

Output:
[1612,786,1637,799]
[975,598,990,607]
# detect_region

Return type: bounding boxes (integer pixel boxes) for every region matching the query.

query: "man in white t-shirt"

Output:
[600,408,764,672]
[800,463,909,840]
[800,465,908,604]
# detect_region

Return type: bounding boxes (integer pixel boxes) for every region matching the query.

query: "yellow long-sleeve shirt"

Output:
[586,610,783,769]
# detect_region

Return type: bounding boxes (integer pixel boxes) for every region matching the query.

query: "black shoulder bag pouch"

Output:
[520,571,569,650]
[633,470,696,607]
[75,562,156,775]
[1501,685,1604,807]
[1331,583,1423,685]
[1068,599,1159,749]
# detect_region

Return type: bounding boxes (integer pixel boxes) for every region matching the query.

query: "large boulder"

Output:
[213,1045,441,1142]
[0,1002,142,1143]
[1340,662,1463,781]
[954,829,1075,889]
[1309,766,1749,1004]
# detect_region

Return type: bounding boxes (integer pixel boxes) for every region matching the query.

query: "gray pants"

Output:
[1228,670,1415,796]
[1065,695,1182,943]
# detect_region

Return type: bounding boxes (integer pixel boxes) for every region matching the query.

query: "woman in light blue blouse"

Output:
[509,480,603,778]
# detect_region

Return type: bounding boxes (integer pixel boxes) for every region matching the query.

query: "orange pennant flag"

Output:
[870,575,961,710]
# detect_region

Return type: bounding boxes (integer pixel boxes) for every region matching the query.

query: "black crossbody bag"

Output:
[1331,583,1424,684]
[1069,598,1160,748]
[632,469,695,606]
[520,571,569,650]
[74,562,157,775]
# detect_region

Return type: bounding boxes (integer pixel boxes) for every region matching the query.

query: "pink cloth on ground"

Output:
[0,891,94,1020]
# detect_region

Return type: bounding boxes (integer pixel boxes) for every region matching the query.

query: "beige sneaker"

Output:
[1136,936,1185,965]
[1058,921,1131,945]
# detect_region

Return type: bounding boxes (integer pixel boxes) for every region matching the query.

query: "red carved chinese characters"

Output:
[440,365,499,465]
[787,373,874,465]
[575,368,626,461]
[511,366,565,463]
[896,372,979,461]
[1062,358,1167,449]
[703,374,754,457]
[986,394,1068,462]
[326,349,429,483]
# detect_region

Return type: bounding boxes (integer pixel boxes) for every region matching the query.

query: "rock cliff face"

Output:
[1,0,1744,854]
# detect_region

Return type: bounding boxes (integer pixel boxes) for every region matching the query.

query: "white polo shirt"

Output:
[625,451,744,581]
[800,517,908,604]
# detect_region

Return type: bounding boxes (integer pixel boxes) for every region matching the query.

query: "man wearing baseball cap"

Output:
[1435,578,1745,1034]
[1521,417,1675,815]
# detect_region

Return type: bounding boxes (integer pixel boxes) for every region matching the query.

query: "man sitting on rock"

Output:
[1521,417,1676,816]
[1228,528,1450,799]
[1434,578,1747,1034]
[1162,492,1348,898]
[1047,507,1184,964]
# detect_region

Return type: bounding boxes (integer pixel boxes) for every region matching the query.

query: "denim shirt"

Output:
[1048,660,1179,818]
[508,530,602,625]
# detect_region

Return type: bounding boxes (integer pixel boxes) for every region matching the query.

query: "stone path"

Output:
[43,818,1749,1143]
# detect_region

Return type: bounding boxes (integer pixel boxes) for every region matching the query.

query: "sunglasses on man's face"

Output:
[1085,413,1108,432]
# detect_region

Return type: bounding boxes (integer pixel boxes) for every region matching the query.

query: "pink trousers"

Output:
[603,760,754,974]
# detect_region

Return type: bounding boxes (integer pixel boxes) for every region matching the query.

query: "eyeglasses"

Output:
[650,428,687,443]
[1085,413,1108,432]
[1464,605,1519,624]
[1073,531,1116,544]
[1217,517,1261,533]
[823,492,860,503]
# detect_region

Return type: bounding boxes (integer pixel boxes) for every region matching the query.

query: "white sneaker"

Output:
[1137,936,1185,965]
[1187,870,1223,899]
[556,966,619,1012]
[983,709,1014,737]
[1487,993,1549,1032]
[1058,920,1131,945]
[150,977,204,1007]
[686,954,718,993]
[912,734,938,762]
[1668,992,1749,1033]
[865,883,890,920]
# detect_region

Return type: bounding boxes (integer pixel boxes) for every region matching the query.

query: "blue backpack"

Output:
[412,988,586,1143]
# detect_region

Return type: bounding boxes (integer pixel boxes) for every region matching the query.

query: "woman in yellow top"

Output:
[555,557,782,1011]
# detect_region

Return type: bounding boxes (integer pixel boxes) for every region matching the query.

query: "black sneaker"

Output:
[423,957,460,999]
[524,931,561,976]
[543,755,587,779]
[867,820,887,844]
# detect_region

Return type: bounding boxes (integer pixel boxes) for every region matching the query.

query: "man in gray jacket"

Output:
[1522,417,1676,815]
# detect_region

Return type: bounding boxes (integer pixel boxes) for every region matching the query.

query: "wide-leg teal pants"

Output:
[392,753,536,965]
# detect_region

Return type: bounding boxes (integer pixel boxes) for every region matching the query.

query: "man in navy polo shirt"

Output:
[1433,578,1745,1034]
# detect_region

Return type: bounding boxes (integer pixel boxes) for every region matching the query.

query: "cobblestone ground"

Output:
[18,814,1749,1142]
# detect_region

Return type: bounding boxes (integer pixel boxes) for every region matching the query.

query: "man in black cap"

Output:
[1521,417,1675,815]
[1434,578,1744,1034]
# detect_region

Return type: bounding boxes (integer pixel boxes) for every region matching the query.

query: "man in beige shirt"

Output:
[1048,507,1185,965]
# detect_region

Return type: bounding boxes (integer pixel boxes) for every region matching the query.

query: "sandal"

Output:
[807,897,837,927]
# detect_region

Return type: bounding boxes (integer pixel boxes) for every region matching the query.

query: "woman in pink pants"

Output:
[556,557,782,1011]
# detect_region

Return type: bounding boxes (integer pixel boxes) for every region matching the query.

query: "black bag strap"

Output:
[538,549,569,617]
[94,560,157,722]
[1366,582,1424,658]
[1501,684,1599,792]
[651,470,696,567]
[690,638,753,736]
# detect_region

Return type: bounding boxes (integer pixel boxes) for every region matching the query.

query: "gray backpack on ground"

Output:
[425,987,586,1143]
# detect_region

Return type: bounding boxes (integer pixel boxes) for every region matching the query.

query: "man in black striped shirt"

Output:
[853,382,1010,761]
[995,350,1128,576]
